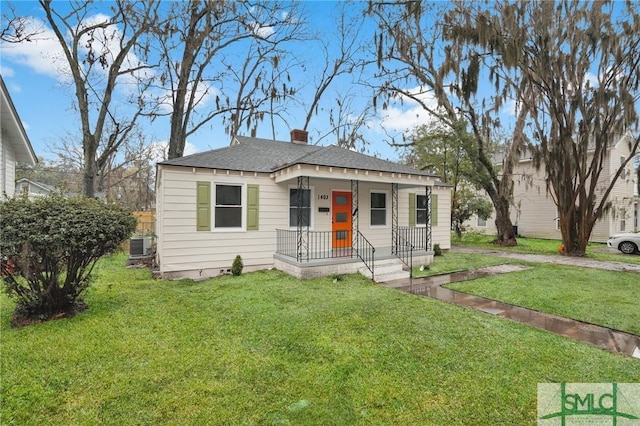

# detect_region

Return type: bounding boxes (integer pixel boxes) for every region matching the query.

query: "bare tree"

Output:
[223,26,301,141]
[51,126,156,209]
[297,1,374,150]
[369,1,523,245]
[40,0,161,197]
[444,1,640,255]
[152,1,304,159]
[1,2,42,43]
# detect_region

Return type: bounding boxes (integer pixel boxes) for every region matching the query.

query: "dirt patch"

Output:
[10,301,88,328]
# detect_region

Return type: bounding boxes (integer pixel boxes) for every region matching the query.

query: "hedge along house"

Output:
[156,130,451,282]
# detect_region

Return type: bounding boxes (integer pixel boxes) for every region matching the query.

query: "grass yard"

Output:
[412,252,525,278]
[452,232,640,264]
[1,254,639,425]
[447,261,640,335]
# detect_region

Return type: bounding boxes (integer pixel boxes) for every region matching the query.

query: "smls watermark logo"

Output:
[538,383,640,425]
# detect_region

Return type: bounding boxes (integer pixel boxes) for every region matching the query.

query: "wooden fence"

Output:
[133,210,155,235]
[121,210,155,254]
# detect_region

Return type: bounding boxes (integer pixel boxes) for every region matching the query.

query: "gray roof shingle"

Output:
[158,135,438,177]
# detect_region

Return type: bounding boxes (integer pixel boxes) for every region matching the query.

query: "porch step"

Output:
[359,257,410,283]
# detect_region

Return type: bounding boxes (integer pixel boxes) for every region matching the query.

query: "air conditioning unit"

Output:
[130,236,152,258]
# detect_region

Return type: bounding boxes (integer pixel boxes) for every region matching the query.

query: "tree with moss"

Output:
[369,2,524,246]
[441,0,640,255]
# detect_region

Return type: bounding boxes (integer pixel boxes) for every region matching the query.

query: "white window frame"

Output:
[369,190,389,228]
[288,186,314,230]
[213,182,245,231]
[477,216,487,227]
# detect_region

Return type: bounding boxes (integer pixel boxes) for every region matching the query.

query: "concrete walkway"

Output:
[453,246,640,274]
[380,262,640,359]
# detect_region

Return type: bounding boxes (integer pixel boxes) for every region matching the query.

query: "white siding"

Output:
[433,186,452,249]
[157,166,451,279]
[157,167,286,279]
[465,135,638,242]
[1,134,16,198]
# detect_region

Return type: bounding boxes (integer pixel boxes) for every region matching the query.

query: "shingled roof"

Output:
[158,135,438,177]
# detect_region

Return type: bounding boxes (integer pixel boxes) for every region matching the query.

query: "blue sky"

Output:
[0,1,439,164]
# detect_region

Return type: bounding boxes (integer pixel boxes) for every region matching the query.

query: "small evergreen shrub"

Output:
[434,243,442,256]
[0,195,136,325]
[231,255,243,276]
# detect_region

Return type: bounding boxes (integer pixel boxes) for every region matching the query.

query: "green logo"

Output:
[538,383,640,425]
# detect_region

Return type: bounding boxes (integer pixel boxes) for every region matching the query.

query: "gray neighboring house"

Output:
[14,178,58,199]
[1,76,37,198]
[156,130,452,282]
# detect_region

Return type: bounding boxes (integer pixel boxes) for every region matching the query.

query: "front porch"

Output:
[275,227,434,282]
[271,165,438,281]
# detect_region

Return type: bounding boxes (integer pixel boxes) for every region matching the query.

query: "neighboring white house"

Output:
[467,132,639,241]
[1,76,37,198]
[156,130,451,282]
[14,178,58,199]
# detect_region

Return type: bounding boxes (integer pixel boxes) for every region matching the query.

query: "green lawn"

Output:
[1,254,638,425]
[413,252,524,278]
[452,232,640,264]
[448,262,640,335]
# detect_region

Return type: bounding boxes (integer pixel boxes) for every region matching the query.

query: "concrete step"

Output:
[375,269,411,283]
[358,257,411,282]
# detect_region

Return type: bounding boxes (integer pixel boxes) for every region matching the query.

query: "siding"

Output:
[1,135,16,197]
[157,167,285,277]
[465,136,638,242]
[157,166,451,278]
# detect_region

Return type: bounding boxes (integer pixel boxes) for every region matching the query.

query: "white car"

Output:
[607,232,640,254]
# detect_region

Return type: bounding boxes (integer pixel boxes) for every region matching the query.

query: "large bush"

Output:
[0,195,137,325]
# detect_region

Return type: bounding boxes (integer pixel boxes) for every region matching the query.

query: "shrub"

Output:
[231,255,243,276]
[0,195,136,325]
[434,243,442,256]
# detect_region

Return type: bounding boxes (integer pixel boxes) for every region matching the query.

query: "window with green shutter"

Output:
[196,181,211,231]
[246,184,259,231]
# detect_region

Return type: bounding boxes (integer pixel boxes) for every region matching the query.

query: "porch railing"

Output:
[395,231,414,278]
[353,231,375,280]
[397,226,427,250]
[276,229,375,279]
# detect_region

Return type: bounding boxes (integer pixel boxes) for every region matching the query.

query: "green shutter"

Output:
[196,181,211,231]
[246,184,259,231]
[409,193,416,227]
[431,194,438,227]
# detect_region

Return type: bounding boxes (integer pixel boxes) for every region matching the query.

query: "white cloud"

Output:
[0,17,70,81]
[0,65,15,77]
[148,140,199,163]
[370,87,440,134]
[502,98,518,117]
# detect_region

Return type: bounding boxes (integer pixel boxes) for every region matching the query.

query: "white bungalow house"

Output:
[155,130,451,282]
[466,131,639,241]
[1,76,37,198]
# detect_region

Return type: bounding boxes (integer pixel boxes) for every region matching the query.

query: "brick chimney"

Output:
[290,129,308,144]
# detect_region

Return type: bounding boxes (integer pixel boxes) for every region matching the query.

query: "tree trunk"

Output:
[492,195,517,246]
[559,206,596,256]
[83,137,97,198]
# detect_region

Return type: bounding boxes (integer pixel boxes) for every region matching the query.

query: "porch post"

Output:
[297,176,310,262]
[426,185,432,251]
[351,179,359,257]
[392,183,398,254]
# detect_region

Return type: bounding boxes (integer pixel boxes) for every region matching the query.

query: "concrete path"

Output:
[453,246,640,274]
[380,263,640,359]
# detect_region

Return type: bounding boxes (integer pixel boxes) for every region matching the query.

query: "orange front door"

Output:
[332,191,352,251]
